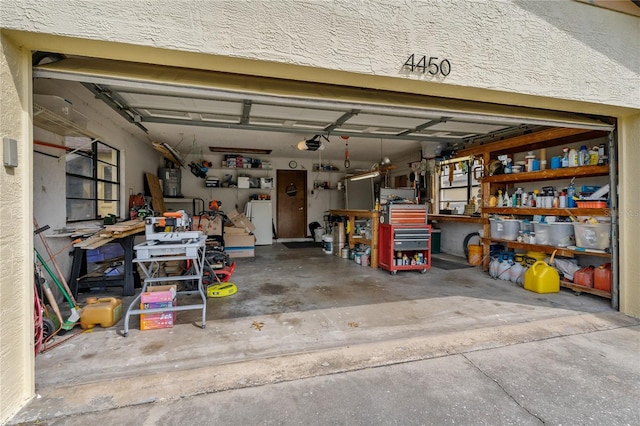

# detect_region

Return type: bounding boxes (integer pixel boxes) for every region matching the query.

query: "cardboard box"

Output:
[227,209,256,233]
[140,285,177,303]
[224,234,255,258]
[193,215,222,236]
[224,226,249,235]
[140,312,175,330]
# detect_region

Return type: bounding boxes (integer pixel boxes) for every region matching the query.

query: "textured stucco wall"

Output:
[0,34,34,424]
[0,0,638,110]
[618,114,640,317]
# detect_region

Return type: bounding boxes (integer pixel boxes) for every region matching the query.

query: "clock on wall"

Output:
[289,160,297,169]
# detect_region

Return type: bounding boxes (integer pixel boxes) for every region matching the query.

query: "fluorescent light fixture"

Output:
[297,135,328,151]
[209,147,272,155]
[349,170,380,181]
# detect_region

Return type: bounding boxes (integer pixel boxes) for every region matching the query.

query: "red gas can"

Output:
[594,263,612,292]
[574,266,594,288]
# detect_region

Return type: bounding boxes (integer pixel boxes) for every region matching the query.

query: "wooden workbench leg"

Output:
[118,235,136,297]
[370,218,379,269]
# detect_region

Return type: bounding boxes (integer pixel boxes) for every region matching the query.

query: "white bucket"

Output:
[322,235,333,254]
[341,248,349,258]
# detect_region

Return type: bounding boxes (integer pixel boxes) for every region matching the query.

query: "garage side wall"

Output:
[0,34,34,424]
[1,0,638,110]
[618,114,640,317]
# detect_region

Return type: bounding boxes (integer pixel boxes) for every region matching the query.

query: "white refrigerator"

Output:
[245,200,273,245]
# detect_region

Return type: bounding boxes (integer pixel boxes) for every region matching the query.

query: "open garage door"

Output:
[32,56,614,163]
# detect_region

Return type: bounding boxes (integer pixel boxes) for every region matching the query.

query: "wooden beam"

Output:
[457,128,604,157]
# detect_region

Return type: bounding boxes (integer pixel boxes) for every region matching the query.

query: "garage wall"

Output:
[1,0,638,111]
[0,35,33,424]
[32,80,159,280]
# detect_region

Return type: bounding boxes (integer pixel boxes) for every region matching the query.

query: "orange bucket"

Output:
[468,245,483,266]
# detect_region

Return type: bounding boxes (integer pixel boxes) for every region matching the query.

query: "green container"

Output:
[431,229,441,254]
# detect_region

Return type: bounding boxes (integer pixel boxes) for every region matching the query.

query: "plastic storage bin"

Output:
[533,222,551,245]
[549,222,575,247]
[490,218,520,240]
[573,222,611,250]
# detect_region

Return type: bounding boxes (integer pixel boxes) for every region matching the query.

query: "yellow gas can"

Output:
[80,297,123,329]
[524,261,560,294]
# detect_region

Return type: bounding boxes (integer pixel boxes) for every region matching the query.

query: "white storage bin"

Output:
[237,176,250,188]
[549,222,575,247]
[491,218,520,241]
[533,222,551,245]
[489,218,502,239]
[573,222,610,250]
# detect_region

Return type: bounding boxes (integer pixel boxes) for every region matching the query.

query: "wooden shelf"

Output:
[483,207,610,217]
[560,281,611,299]
[482,165,609,184]
[429,214,488,224]
[481,237,611,258]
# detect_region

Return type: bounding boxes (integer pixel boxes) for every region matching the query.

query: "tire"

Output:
[42,317,55,340]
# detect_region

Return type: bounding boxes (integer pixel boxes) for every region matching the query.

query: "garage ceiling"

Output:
[32,57,613,164]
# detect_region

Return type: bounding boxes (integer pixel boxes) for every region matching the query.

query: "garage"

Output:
[2,1,639,422]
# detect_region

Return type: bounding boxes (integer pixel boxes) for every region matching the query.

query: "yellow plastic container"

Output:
[80,297,123,329]
[468,245,483,266]
[524,261,560,294]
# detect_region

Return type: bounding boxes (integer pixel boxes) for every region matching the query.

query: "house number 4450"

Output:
[403,54,451,77]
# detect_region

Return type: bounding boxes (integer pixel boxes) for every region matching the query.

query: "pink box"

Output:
[140,285,176,303]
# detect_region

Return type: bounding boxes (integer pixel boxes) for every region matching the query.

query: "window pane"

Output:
[66,153,93,178]
[98,199,119,218]
[67,176,95,198]
[97,161,116,183]
[98,181,118,201]
[67,199,95,221]
[97,144,118,166]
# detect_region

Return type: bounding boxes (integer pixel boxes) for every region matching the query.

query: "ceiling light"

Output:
[297,135,328,151]
[349,170,380,181]
[209,147,272,155]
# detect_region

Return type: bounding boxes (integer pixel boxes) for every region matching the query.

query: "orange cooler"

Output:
[80,297,123,329]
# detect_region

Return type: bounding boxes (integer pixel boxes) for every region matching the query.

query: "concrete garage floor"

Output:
[12,244,640,424]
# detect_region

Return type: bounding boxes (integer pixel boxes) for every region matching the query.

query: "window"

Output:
[66,140,120,222]
[438,159,481,214]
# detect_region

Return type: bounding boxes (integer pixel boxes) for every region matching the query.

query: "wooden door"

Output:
[276,170,307,238]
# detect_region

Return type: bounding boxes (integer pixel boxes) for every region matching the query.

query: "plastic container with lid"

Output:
[490,218,520,240]
[533,222,551,245]
[573,222,610,250]
[549,222,575,247]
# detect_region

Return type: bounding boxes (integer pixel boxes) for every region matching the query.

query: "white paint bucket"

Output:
[322,235,333,254]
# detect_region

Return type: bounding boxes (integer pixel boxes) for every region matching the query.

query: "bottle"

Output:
[374,198,380,212]
[559,191,567,208]
[579,145,589,166]
[590,147,599,165]
[561,147,569,167]
[525,151,536,172]
[567,178,576,208]
[497,190,504,207]
[568,147,578,167]
[503,190,510,207]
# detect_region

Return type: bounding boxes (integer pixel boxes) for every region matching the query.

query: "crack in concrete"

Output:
[461,352,546,424]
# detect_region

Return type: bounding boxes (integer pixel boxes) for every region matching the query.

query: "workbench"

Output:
[330,209,380,269]
[68,219,146,298]
[122,235,208,336]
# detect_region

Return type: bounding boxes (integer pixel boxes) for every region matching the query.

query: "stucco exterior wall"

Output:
[0,35,34,424]
[0,0,638,111]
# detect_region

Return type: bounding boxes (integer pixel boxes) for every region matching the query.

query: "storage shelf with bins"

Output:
[457,127,614,299]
